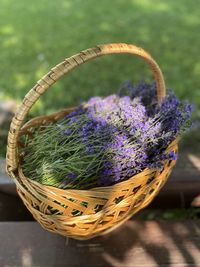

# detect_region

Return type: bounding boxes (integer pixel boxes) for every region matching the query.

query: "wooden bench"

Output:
[0,220,199,267]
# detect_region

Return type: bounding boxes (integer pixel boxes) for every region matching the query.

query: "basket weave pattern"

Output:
[6,43,179,239]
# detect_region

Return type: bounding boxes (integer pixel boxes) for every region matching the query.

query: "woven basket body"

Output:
[6,43,179,239]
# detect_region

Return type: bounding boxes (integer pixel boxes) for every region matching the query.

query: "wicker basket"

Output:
[6,43,179,240]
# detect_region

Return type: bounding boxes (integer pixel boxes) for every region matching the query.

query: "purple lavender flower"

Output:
[67,172,78,180]
[168,151,178,161]
[64,129,72,135]
[58,81,193,188]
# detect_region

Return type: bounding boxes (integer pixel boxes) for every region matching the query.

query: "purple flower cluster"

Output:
[62,81,193,187]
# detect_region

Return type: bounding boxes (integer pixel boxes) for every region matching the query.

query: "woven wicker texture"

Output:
[6,43,179,239]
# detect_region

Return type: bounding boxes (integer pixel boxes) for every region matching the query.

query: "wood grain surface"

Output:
[0,220,199,267]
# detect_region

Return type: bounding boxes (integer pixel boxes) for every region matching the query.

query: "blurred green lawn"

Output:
[1,0,200,115]
[0,0,200,157]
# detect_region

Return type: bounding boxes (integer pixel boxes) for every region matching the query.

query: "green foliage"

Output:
[139,208,200,220]
[22,117,105,189]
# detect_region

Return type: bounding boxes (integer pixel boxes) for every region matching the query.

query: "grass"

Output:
[1,0,200,113]
[0,0,200,157]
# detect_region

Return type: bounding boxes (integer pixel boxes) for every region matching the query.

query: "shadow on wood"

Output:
[0,220,199,267]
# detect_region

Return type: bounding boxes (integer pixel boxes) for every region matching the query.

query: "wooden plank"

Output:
[0,159,16,195]
[0,192,33,221]
[0,221,199,267]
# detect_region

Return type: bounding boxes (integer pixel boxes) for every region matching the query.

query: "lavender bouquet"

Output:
[22,81,193,189]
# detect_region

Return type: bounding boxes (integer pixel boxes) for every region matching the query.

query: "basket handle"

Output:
[7,43,166,173]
